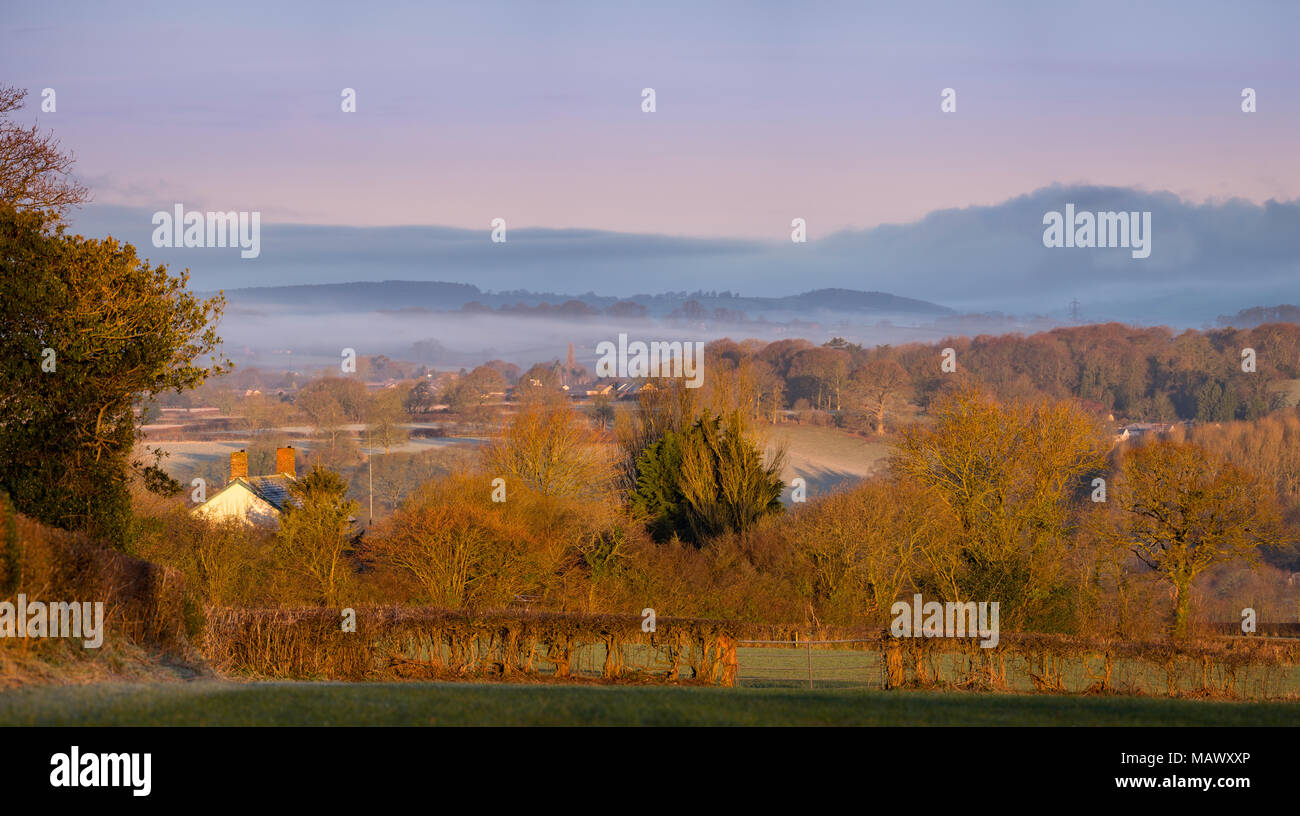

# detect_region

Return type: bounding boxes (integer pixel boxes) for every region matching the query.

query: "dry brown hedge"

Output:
[0,497,194,657]
[203,606,741,685]
[734,623,1300,699]
[202,606,1300,698]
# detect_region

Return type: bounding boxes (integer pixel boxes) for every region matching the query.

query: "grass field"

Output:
[1,681,1297,726]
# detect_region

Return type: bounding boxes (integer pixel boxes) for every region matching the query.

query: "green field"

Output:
[2,681,1298,726]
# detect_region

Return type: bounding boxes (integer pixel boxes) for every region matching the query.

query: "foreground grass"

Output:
[1,681,1297,726]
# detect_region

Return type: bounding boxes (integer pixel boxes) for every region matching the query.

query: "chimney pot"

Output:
[276,446,296,476]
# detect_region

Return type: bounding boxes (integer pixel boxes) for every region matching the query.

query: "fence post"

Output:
[807,641,813,690]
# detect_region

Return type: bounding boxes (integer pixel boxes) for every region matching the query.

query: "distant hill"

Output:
[218,280,954,321]
[213,280,482,312]
[1217,305,1300,328]
[770,288,952,315]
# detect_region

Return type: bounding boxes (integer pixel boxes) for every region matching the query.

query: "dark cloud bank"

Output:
[71,184,1300,328]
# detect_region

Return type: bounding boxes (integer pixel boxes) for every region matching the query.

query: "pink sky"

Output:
[6,0,1298,238]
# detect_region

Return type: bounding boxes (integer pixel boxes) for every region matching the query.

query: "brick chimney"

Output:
[230,449,248,480]
[276,446,296,476]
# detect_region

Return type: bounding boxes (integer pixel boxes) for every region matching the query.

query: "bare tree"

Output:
[297,389,346,449]
[0,85,89,215]
[484,400,611,498]
[366,387,409,453]
[891,387,1110,629]
[851,358,912,434]
[1105,439,1282,639]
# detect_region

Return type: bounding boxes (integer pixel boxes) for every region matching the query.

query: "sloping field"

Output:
[767,424,889,501]
[1268,378,1300,408]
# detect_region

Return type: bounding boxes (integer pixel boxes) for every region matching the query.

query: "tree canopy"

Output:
[0,203,227,545]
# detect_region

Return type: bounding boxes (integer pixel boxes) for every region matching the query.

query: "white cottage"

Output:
[193,447,299,528]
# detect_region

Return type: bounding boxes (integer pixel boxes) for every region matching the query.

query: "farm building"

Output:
[192,447,299,528]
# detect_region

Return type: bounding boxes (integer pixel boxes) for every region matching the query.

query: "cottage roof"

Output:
[238,475,298,512]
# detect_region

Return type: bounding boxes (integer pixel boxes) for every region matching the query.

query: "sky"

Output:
[4,0,1299,240]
